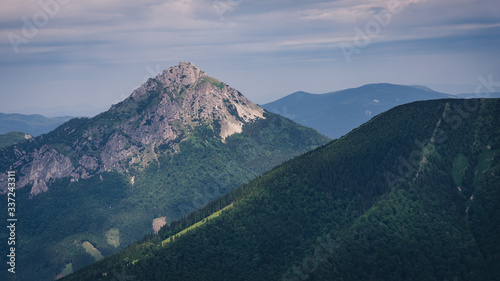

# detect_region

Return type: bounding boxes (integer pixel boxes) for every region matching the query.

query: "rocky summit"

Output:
[0,62,265,197]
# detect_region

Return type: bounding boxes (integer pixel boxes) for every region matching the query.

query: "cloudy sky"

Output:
[1,0,499,116]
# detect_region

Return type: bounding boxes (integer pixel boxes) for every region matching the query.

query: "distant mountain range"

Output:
[262,83,455,139]
[455,92,500,99]
[5,85,497,140]
[4,103,105,118]
[0,62,329,281]
[0,113,72,136]
[64,98,500,281]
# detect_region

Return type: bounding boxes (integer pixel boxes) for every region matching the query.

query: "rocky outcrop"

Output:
[0,62,265,196]
[117,61,264,141]
[100,133,139,172]
[15,145,74,196]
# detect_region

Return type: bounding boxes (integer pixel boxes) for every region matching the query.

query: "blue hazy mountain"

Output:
[262,83,453,139]
[455,92,500,99]
[0,113,73,136]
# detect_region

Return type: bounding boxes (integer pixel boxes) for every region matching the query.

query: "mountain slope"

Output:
[261,83,453,139]
[64,98,499,281]
[0,131,31,148]
[0,62,268,197]
[0,62,329,281]
[0,113,72,136]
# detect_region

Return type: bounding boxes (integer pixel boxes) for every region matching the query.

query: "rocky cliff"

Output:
[0,62,265,197]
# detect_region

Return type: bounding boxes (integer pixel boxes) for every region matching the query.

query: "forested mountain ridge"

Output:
[64,98,500,281]
[0,63,329,281]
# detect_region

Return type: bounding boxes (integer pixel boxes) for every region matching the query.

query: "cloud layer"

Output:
[1,0,499,114]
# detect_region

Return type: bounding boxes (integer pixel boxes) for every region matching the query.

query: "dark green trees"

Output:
[64,99,500,280]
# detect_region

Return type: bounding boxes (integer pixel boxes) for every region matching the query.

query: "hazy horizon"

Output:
[1,81,498,118]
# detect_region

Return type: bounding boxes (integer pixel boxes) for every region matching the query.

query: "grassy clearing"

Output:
[56,263,73,279]
[106,228,120,248]
[162,204,234,246]
[82,241,104,261]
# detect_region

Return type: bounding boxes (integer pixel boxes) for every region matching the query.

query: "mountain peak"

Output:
[1,62,266,196]
[158,61,206,88]
[131,62,206,99]
[121,62,265,142]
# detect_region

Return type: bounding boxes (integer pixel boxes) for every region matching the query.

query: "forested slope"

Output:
[64,99,500,281]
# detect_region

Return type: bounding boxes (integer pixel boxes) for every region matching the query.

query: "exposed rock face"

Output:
[100,132,140,171]
[117,62,264,142]
[15,145,75,196]
[152,217,167,234]
[0,62,265,197]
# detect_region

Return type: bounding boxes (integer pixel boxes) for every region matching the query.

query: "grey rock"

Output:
[0,62,265,196]
[16,145,74,197]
